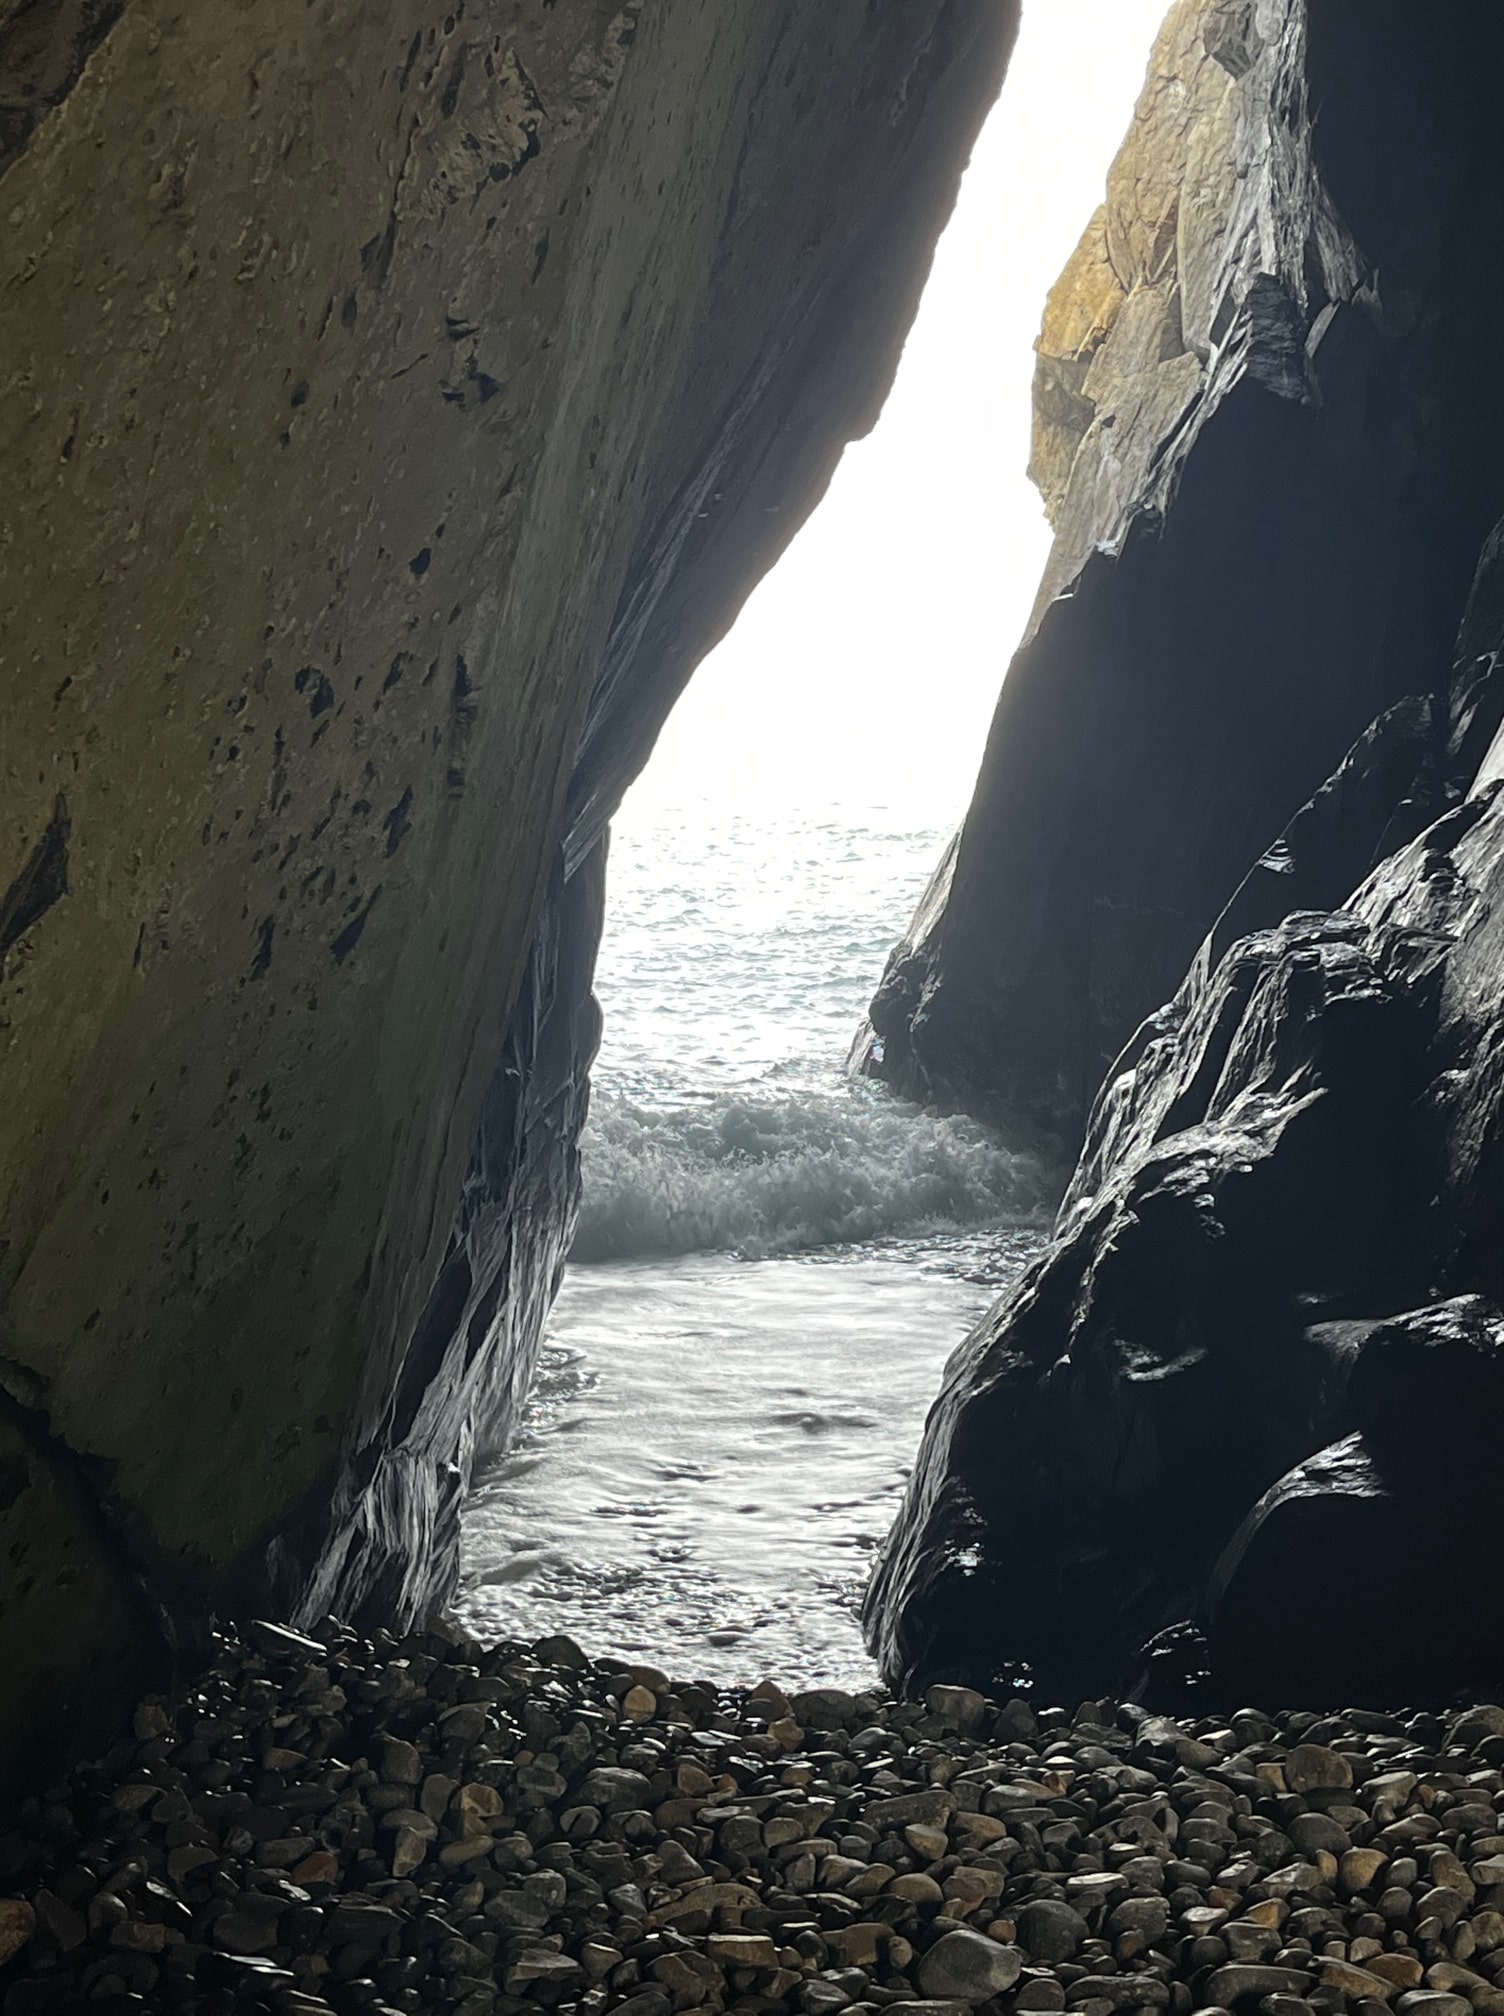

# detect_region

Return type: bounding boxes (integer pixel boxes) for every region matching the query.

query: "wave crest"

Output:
[572,1084,1042,1262]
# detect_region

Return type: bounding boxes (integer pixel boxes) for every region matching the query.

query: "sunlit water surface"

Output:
[455,801,1048,1686]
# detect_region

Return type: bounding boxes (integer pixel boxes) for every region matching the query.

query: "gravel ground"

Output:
[4,1618,1504,2016]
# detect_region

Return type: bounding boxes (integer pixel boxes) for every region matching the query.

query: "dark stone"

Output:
[860,0,1504,1156]
[862,3,1504,1714]
[864,893,1445,1699]
[1208,1303,1504,1703]
[866,498,1504,1705]
[1020,1901,1091,1964]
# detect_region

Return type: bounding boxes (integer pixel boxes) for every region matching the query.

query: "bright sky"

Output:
[625,0,1171,826]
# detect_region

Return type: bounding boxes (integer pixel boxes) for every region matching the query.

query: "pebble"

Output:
[1021,1900,1091,1962]
[916,1926,1024,2001]
[2,1626,1504,2016]
[1286,1746,1356,1794]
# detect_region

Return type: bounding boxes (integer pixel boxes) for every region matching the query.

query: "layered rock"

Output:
[0,0,1018,1780]
[860,0,1504,1152]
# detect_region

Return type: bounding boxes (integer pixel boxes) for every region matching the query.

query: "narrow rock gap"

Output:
[450,0,1169,1696]
[18,3,1504,2012]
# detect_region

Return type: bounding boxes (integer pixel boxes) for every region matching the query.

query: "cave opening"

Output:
[26,0,1504,1989]
[452,0,1170,1688]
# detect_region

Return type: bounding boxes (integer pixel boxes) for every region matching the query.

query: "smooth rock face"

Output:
[0,1,1017,1778]
[860,0,1504,1151]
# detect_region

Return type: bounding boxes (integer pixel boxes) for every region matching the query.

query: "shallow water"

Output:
[454,799,1048,1684]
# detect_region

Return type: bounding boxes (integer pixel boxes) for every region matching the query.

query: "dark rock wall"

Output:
[865,1,1504,1703]
[865,524,1504,1703]
[861,0,1504,1154]
[0,0,1018,1779]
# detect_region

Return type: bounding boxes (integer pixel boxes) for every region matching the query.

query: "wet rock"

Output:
[860,1,1504,1715]
[916,1927,1024,2001]
[13,1619,1504,2016]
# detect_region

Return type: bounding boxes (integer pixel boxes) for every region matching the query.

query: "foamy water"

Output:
[455,799,1048,1684]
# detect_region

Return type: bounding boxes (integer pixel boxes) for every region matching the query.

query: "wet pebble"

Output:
[1,1627,1504,2016]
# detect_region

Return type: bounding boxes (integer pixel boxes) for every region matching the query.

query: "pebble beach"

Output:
[5,1619,1504,2016]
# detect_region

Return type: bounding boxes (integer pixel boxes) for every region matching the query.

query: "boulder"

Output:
[867,498,1504,1702]
[864,896,1443,1697]
[1208,1301,1504,1702]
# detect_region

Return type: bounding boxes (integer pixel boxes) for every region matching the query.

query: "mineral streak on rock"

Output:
[860,0,1504,1152]
[11,1619,1504,2016]
[0,0,1018,1779]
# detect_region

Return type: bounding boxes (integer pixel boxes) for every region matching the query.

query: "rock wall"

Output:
[861,0,1504,1153]
[864,542,1504,1700]
[0,0,1018,1781]
[865,0,1504,1704]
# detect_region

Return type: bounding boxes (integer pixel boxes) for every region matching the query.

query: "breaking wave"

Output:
[572,1082,1044,1262]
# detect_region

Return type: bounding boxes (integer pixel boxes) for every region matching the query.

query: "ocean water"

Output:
[454,799,1048,1687]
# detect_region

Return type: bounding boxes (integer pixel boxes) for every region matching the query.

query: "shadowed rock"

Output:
[1210,1301,1504,1703]
[0,0,1019,1782]
[866,514,1504,1706]
[860,0,1504,1153]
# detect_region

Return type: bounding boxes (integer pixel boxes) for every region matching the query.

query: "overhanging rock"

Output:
[0,0,1017,1780]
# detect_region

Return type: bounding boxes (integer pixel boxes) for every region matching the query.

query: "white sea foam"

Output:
[457,798,1047,1682]
[574,1081,1043,1262]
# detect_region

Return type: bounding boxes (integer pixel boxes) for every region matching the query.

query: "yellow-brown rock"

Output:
[0,1901,34,1968]
[1030,0,1235,530]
